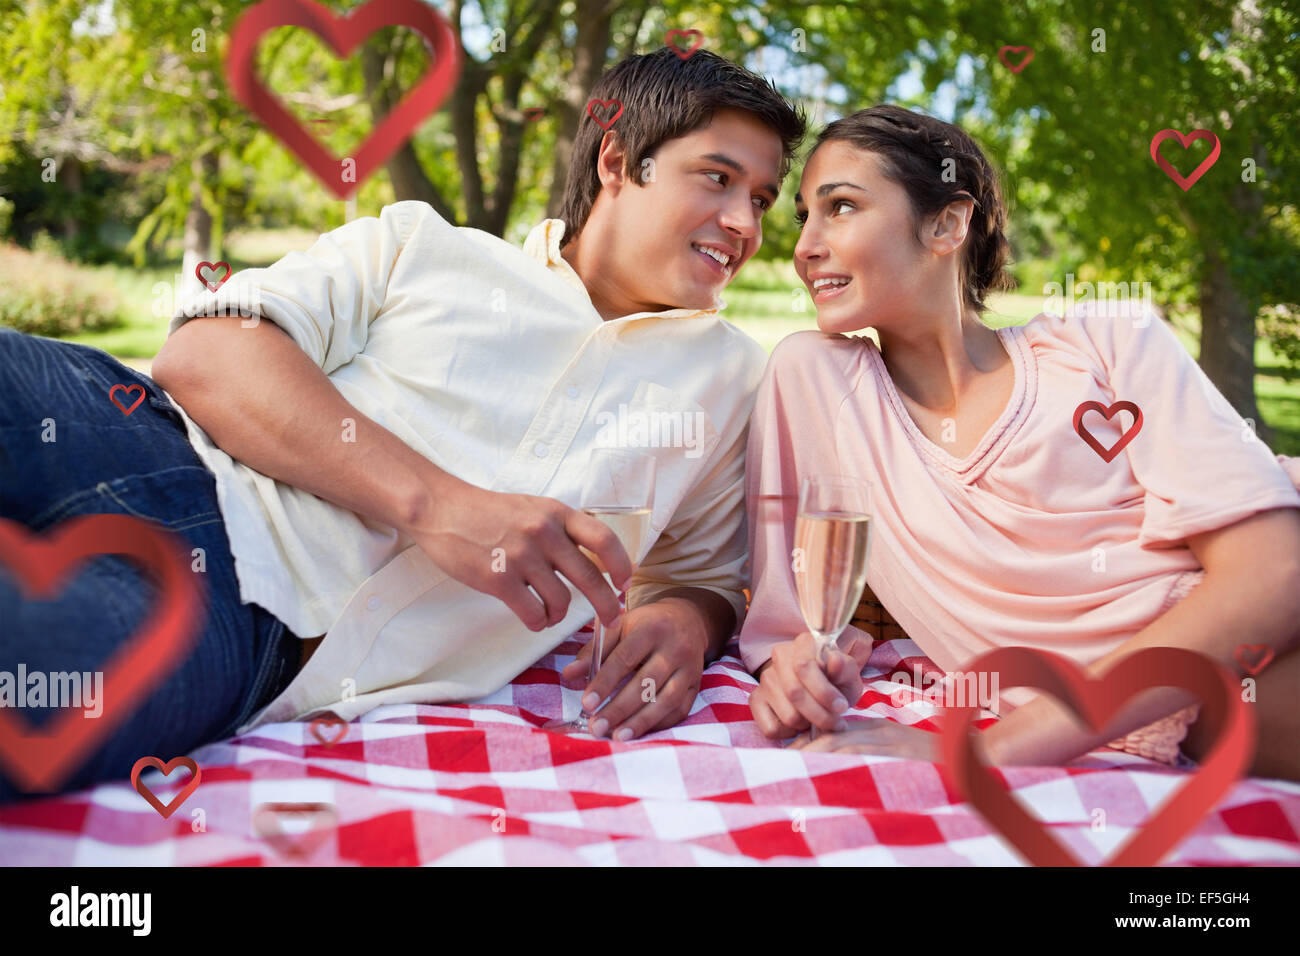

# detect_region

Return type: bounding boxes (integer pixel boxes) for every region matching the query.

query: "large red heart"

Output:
[131,755,202,819]
[941,646,1255,866]
[1149,128,1220,192]
[1073,400,1143,462]
[0,514,203,792]
[226,0,461,199]
[253,801,338,859]
[997,45,1035,73]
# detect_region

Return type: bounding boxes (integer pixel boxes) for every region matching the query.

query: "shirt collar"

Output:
[522,219,722,320]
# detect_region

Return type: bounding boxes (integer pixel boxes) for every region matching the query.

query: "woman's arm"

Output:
[981,507,1300,767]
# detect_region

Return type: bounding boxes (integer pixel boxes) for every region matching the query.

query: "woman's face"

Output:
[792,142,931,335]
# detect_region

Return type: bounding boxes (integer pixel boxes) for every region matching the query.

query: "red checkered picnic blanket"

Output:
[2,628,1298,865]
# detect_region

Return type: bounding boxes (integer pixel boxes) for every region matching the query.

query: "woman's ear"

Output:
[595,131,630,195]
[926,192,976,256]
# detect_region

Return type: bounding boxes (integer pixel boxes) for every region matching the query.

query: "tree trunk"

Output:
[60,155,82,245]
[545,0,617,222]
[181,152,217,292]
[1197,234,1271,445]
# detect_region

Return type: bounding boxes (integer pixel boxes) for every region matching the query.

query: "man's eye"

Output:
[753,196,772,211]
[705,171,726,185]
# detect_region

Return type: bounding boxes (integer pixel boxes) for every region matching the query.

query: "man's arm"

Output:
[152,315,630,630]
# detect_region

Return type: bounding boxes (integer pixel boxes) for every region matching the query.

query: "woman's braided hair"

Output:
[812,104,1015,313]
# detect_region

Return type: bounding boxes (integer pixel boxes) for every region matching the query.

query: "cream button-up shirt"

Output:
[163,201,768,730]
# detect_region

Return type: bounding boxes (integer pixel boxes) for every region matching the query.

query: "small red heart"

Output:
[522,107,545,123]
[1073,400,1143,462]
[1234,644,1274,676]
[226,0,461,199]
[309,714,347,746]
[0,515,203,793]
[942,646,1254,867]
[586,98,624,130]
[131,755,202,819]
[108,383,147,416]
[253,801,338,859]
[666,28,703,60]
[997,45,1035,73]
[1149,128,1221,192]
[195,260,232,292]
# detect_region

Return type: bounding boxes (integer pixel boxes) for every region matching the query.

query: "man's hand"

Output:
[404,477,633,632]
[787,719,940,760]
[749,630,872,739]
[559,597,712,740]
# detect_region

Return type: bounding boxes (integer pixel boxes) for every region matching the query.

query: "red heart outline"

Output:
[195,260,231,292]
[586,98,624,130]
[108,384,147,416]
[666,29,704,60]
[1074,400,1143,462]
[253,801,338,859]
[226,0,461,199]
[131,755,202,819]
[998,45,1035,73]
[522,107,545,123]
[1149,128,1221,192]
[0,515,204,792]
[1234,643,1274,676]
[941,646,1255,866]
[309,714,347,746]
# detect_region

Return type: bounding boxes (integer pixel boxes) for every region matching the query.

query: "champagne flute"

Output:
[544,449,656,735]
[793,475,872,739]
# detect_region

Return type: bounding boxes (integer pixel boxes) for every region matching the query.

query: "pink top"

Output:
[739,303,1300,713]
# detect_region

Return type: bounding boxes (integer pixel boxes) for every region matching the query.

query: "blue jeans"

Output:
[0,328,300,803]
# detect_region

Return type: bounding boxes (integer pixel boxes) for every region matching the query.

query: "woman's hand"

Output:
[749,630,873,738]
[787,719,940,760]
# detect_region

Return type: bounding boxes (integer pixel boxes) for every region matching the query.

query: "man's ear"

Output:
[926,193,976,257]
[595,131,631,196]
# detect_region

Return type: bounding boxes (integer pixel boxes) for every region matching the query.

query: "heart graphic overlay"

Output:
[998,45,1035,73]
[108,384,147,416]
[1074,400,1143,462]
[309,714,347,746]
[941,646,1255,867]
[195,261,231,292]
[131,755,202,819]
[585,98,624,130]
[0,515,204,792]
[253,801,338,859]
[522,107,545,123]
[227,0,461,199]
[1234,644,1274,677]
[666,28,704,60]
[1149,128,1221,192]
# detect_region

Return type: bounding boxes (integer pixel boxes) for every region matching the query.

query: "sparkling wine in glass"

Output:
[544,449,656,735]
[793,475,872,739]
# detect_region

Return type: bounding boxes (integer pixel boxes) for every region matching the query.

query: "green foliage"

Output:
[0,241,123,336]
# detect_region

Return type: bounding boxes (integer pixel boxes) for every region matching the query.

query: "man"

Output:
[0,47,804,800]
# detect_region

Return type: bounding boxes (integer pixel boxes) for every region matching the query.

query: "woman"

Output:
[739,105,1300,779]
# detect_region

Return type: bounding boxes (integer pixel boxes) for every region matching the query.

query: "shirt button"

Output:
[534,443,549,458]
[566,385,579,398]
[365,594,381,611]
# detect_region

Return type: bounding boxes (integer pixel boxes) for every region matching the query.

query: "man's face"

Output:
[590,108,785,314]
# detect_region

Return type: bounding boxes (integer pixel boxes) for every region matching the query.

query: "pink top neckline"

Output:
[860,324,1037,484]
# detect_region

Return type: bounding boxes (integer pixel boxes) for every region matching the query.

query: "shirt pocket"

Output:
[594,379,720,541]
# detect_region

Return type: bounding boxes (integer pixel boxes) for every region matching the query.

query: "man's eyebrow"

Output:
[794,182,869,204]
[699,152,780,199]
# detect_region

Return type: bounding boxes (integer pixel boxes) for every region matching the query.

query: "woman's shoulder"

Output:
[768,327,875,370]
[1017,299,1173,362]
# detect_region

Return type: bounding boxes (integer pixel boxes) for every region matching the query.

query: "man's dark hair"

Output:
[558,47,806,244]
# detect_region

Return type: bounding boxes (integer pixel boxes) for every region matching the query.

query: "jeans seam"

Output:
[222,615,290,737]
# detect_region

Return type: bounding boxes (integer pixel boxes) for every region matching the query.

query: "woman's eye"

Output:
[794,210,808,225]
[832,199,854,215]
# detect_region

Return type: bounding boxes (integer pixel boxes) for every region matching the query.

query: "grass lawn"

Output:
[49,240,1300,457]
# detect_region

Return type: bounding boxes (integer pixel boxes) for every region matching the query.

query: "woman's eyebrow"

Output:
[794,181,869,203]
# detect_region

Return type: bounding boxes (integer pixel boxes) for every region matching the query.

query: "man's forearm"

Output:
[648,586,737,662]
[152,316,455,534]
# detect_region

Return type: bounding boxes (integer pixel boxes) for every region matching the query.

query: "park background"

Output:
[1,0,1297,452]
